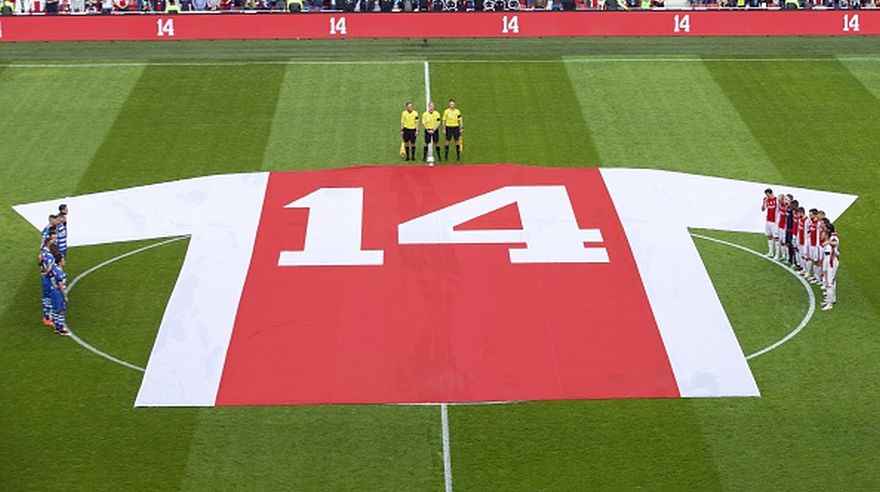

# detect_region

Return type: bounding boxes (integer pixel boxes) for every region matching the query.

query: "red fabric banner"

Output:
[0,11,876,42]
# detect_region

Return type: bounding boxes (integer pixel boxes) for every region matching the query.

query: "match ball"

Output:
[427,156,435,165]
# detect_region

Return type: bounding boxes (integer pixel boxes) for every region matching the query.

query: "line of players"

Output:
[762,188,840,311]
[38,204,70,336]
[400,99,463,162]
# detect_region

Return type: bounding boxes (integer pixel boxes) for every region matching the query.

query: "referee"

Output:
[442,98,463,162]
[400,101,419,161]
[421,101,441,162]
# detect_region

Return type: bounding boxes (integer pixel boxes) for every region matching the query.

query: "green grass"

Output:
[1,38,879,491]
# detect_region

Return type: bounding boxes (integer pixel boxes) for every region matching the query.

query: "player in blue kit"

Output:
[50,254,70,336]
[56,204,68,258]
[39,229,58,327]
[41,214,59,245]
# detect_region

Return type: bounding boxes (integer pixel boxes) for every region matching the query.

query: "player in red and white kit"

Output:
[821,223,840,311]
[805,209,821,283]
[761,188,778,257]
[774,193,789,261]
[796,206,807,273]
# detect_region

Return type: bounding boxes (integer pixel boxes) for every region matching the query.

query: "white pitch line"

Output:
[63,235,189,372]
[440,403,453,492]
[424,60,435,166]
[426,58,448,491]
[5,57,880,69]
[55,230,811,376]
[689,233,816,361]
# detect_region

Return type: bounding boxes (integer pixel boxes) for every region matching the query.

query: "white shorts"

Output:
[824,264,837,286]
[809,245,820,262]
[765,221,778,238]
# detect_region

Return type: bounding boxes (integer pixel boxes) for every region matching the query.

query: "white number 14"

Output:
[278,186,608,266]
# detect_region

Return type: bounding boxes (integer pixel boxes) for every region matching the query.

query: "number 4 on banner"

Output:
[399,186,608,264]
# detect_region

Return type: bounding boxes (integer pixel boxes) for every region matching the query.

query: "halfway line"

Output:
[424,60,435,166]
[440,403,453,492]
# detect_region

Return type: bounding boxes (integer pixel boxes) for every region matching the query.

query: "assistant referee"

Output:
[400,101,419,161]
[442,99,463,162]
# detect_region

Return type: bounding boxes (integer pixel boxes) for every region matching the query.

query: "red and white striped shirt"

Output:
[764,196,777,222]
[777,202,788,228]
[798,216,806,245]
[808,218,819,247]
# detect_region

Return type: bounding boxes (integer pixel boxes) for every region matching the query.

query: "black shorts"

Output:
[402,128,417,143]
[424,129,439,144]
[445,126,461,141]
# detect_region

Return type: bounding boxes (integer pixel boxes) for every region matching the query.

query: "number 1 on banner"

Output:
[673,14,690,34]
[278,188,383,266]
[329,16,347,35]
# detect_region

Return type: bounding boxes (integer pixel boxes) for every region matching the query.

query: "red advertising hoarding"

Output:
[0,10,875,42]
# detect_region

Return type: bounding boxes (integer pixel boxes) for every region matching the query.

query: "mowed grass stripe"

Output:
[429,60,602,166]
[261,63,427,170]
[427,60,721,491]
[181,63,444,491]
[0,66,167,490]
[841,57,880,102]
[2,65,285,491]
[698,58,880,490]
[0,65,145,305]
[563,57,784,182]
[76,64,286,193]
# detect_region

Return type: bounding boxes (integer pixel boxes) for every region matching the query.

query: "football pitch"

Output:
[2,37,880,490]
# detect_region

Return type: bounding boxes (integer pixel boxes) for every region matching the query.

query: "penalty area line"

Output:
[64,236,189,373]
[689,232,816,361]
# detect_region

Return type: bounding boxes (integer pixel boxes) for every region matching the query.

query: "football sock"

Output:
[444,145,449,159]
[767,239,773,255]
[435,146,441,160]
[423,146,428,160]
[456,144,461,159]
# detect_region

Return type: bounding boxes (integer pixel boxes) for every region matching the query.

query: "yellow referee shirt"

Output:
[442,108,462,128]
[422,110,441,131]
[401,110,419,130]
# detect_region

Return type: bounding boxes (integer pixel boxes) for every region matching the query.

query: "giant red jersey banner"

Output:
[14,165,857,406]
[0,11,877,42]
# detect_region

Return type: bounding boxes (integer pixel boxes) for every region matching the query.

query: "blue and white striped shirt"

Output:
[40,246,55,275]
[51,264,67,292]
[56,220,68,252]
